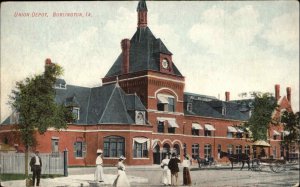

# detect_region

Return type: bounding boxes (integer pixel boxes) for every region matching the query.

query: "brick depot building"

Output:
[0,1,295,166]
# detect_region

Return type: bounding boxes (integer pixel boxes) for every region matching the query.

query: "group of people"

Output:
[29,150,130,187]
[94,149,130,187]
[29,150,191,187]
[161,152,192,186]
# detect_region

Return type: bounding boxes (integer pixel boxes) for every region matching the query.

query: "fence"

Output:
[0,152,66,175]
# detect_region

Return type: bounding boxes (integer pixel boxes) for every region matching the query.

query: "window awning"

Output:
[157,95,169,104]
[192,123,203,130]
[133,137,150,150]
[228,126,238,133]
[273,130,280,136]
[204,124,216,131]
[236,128,244,133]
[168,119,179,128]
[282,131,290,136]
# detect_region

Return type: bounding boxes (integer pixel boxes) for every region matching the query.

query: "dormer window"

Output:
[157,94,175,112]
[72,107,80,121]
[135,111,145,125]
[54,79,67,89]
[222,106,226,115]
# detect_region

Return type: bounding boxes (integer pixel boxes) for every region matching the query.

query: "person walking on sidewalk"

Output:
[161,153,171,186]
[182,155,192,186]
[30,151,42,187]
[94,149,105,183]
[168,153,181,186]
[113,155,130,187]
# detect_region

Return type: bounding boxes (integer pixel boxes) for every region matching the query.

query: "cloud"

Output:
[188,5,262,54]
[262,12,299,52]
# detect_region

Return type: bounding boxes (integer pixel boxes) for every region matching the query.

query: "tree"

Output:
[9,61,73,177]
[281,111,300,160]
[244,92,278,141]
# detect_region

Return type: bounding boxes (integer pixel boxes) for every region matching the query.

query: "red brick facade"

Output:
[0,1,295,167]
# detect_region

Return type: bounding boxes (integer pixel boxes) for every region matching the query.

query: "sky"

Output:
[1,1,299,122]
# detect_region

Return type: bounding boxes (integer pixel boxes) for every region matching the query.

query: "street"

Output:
[69,164,299,187]
[2,164,299,187]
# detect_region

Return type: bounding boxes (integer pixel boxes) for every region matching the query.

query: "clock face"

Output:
[162,59,169,69]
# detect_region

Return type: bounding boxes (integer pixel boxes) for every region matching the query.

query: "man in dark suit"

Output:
[30,151,42,187]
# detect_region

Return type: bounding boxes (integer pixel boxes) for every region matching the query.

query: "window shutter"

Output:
[73,142,77,157]
[82,142,87,158]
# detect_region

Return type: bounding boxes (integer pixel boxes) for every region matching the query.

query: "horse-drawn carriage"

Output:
[219,140,287,173]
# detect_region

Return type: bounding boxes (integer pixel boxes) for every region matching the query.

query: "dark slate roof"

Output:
[2,80,147,125]
[184,93,250,121]
[105,27,182,78]
[56,78,66,85]
[137,0,147,11]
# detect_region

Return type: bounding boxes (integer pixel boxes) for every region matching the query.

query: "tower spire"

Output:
[137,0,148,28]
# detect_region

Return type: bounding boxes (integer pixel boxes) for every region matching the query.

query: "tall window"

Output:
[204,130,211,137]
[204,144,212,158]
[168,127,175,134]
[168,98,175,112]
[217,144,221,159]
[192,144,199,159]
[227,132,233,138]
[236,145,242,154]
[51,138,59,156]
[192,128,199,136]
[273,146,277,158]
[245,145,250,155]
[157,94,175,112]
[157,121,164,133]
[104,136,125,158]
[227,144,233,154]
[73,141,86,158]
[133,141,148,158]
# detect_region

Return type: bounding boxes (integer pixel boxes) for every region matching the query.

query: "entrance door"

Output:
[153,145,160,164]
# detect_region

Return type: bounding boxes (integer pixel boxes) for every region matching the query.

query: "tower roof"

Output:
[105,27,182,78]
[137,0,147,11]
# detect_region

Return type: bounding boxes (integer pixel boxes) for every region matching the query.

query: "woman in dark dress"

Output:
[182,155,192,186]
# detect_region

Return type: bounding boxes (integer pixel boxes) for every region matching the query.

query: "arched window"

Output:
[133,137,149,158]
[245,145,250,155]
[103,136,125,158]
[192,144,199,159]
[173,144,180,156]
[157,94,175,112]
[227,144,233,154]
[204,144,212,158]
[236,145,242,154]
[157,120,164,133]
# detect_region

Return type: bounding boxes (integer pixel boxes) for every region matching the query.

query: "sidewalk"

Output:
[1,173,148,187]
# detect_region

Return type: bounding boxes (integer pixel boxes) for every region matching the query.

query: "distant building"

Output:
[0,0,295,166]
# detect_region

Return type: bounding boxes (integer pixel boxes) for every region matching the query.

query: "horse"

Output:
[220,151,250,170]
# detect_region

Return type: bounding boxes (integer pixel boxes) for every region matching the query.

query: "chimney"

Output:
[45,58,52,65]
[275,84,280,100]
[137,0,148,28]
[225,91,230,102]
[121,39,130,74]
[286,87,291,103]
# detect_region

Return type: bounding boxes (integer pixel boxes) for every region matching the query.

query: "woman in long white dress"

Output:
[113,155,130,187]
[94,149,104,182]
[161,154,171,186]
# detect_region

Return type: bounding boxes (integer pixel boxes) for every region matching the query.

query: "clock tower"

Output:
[102,0,185,121]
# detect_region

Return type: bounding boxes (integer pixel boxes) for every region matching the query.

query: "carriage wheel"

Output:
[270,160,286,173]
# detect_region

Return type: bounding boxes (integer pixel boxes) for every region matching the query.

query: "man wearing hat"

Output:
[95,149,104,182]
